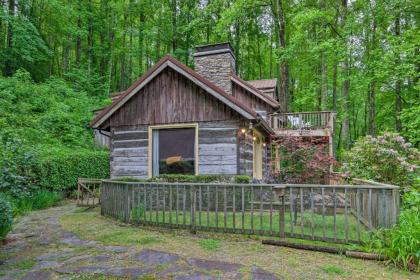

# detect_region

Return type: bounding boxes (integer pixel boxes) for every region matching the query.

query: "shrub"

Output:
[31,190,63,210]
[343,133,419,188]
[0,193,13,240]
[113,174,252,184]
[276,137,337,184]
[35,149,109,191]
[0,138,38,197]
[367,204,420,272]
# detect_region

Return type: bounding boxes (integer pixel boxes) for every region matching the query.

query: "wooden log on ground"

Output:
[345,251,385,261]
[262,240,344,254]
[262,240,386,261]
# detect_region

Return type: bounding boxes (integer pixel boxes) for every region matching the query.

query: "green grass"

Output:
[126,208,370,243]
[198,238,220,251]
[321,264,347,275]
[5,259,36,270]
[59,206,414,280]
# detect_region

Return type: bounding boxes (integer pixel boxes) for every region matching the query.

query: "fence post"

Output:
[191,185,196,234]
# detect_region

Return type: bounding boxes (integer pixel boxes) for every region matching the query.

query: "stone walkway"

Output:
[0,204,279,279]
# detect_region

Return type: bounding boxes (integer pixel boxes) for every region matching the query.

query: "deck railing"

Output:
[269,111,335,131]
[100,180,399,244]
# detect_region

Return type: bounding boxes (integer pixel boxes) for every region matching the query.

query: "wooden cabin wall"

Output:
[110,126,148,178]
[231,83,274,114]
[110,121,240,179]
[109,67,242,127]
[198,121,239,175]
[238,133,253,176]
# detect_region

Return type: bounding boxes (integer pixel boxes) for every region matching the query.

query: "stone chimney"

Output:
[194,43,236,94]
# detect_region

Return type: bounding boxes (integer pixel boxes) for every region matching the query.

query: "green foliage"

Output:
[367,204,420,271]
[0,138,38,197]
[400,103,420,146]
[131,204,145,222]
[31,190,63,210]
[233,175,251,184]
[198,238,220,251]
[35,149,109,191]
[114,174,251,184]
[320,265,346,275]
[0,193,13,240]
[343,133,419,188]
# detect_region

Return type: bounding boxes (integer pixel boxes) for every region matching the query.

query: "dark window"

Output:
[152,128,195,176]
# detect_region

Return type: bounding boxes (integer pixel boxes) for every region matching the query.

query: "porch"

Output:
[268,111,335,137]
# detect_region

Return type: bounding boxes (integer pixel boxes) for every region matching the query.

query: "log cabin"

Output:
[90,43,335,180]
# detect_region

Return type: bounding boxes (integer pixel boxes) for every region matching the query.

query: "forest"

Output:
[0,0,419,272]
[1,0,419,149]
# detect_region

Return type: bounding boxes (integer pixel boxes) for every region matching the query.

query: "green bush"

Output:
[343,133,419,188]
[367,204,420,271]
[31,190,63,210]
[35,149,109,191]
[113,174,251,184]
[0,193,13,240]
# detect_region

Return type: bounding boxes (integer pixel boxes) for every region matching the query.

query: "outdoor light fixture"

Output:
[253,136,257,141]
[263,142,266,147]
[241,128,246,134]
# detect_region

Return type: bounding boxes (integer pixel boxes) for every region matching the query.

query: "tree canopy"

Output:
[1,0,419,150]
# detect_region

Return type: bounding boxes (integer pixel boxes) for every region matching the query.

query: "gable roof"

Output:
[231,74,280,108]
[90,55,258,129]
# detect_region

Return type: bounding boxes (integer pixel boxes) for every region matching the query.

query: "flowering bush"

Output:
[343,133,419,189]
[275,136,337,184]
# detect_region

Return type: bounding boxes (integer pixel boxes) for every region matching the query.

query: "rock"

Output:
[157,264,191,277]
[60,237,97,247]
[21,270,53,280]
[31,261,60,271]
[187,258,243,272]
[56,266,153,280]
[174,272,216,280]
[251,266,280,280]
[99,245,129,253]
[35,249,75,261]
[106,267,154,279]
[132,249,180,265]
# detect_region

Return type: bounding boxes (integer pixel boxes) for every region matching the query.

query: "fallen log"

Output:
[261,240,345,254]
[345,251,385,261]
[262,240,386,261]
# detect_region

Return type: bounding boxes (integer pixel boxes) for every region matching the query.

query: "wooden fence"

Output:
[77,178,102,207]
[100,180,399,244]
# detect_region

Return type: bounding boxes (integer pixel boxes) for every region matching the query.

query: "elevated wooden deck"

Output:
[268,111,335,137]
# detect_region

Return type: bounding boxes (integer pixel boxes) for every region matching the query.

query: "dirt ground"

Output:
[0,202,417,280]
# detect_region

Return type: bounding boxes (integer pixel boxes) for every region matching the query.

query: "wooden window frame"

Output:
[148,123,199,178]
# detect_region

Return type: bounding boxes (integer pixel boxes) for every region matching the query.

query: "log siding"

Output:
[110,121,242,178]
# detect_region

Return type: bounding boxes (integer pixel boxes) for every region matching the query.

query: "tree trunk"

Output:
[332,63,337,111]
[340,0,351,149]
[4,0,15,76]
[395,11,402,132]
[276,0,289,111]
[171,0,177,53]
[321,52,328,110]
[138,7,145,74]
[76,16,82,66]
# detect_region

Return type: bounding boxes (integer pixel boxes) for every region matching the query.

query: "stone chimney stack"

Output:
[194,43,236,94]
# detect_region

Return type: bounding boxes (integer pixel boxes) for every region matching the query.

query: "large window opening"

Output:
[152,127,196,176]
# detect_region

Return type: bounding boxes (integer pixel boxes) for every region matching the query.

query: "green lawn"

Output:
[125,207,370,243]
